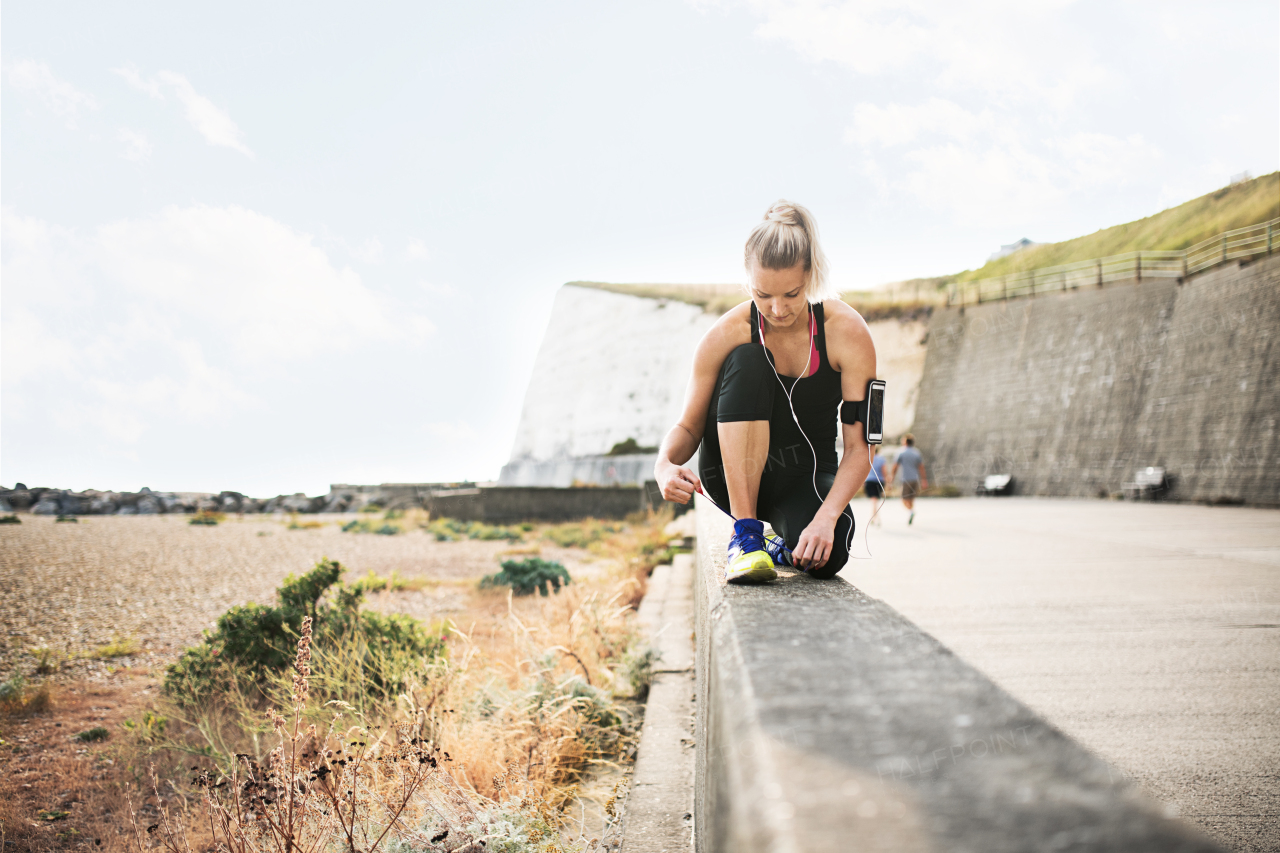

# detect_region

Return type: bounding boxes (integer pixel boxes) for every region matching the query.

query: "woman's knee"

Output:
[717,344,775,422]
[807,516,852,580]
[808,548,848,580]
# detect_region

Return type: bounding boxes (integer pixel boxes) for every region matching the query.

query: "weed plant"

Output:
[342,518,402,535]
[0,673,51,716]
[287,514,325,530]
[427,517,523,542]
[481,558,572,597]
[355,569,431,593]
[189,510,225,526]
[74,726,110,742]
[0,514,20,524]
[94,635,141,659]
[56,514,79,523]
[540,520,622,549]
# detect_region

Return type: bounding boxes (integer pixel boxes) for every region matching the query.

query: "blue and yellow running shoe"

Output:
[726,519,777,584]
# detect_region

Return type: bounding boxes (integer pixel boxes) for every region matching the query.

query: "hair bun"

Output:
[765,202,801,226]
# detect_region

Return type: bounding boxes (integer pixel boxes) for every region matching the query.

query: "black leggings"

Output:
[699,345,853,579]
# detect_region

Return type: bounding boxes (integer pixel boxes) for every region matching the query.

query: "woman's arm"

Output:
[655,307,750,504]
[792,303,877,568]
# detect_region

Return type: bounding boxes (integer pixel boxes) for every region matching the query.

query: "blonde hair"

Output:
[743,200,834,303]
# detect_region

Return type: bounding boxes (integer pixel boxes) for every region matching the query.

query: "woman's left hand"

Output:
[794,516,836,569]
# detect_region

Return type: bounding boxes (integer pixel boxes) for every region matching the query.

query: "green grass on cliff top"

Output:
[956,171,1279,282]
[571,171,1279,305]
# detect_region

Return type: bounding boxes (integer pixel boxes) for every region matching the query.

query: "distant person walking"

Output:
[864,447,886,525]
[889,434,927,525]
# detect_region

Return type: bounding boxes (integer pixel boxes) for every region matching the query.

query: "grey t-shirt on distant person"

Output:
[896,447,923,482]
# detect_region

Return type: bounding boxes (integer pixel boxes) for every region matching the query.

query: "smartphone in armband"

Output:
[865,379,885,445]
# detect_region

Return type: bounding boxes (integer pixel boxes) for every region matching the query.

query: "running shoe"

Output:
[725,519,777,584]
[762,530,795,568]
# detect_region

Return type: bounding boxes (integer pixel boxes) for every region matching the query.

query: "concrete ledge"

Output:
[626,555,696,852]
[693,499,1226,853]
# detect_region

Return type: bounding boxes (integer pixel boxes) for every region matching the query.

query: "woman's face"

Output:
[749,262,808,329]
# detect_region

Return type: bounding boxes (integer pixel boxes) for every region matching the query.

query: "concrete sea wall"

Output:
[912,253,1280,504]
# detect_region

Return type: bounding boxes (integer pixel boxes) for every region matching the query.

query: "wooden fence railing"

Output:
[948,218,1279,306]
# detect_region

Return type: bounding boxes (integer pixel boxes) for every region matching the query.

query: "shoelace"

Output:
[732,528,765,553]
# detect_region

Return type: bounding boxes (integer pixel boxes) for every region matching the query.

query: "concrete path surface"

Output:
[848,497,1279,853]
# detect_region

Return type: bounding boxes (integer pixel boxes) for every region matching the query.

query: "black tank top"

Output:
[750,301,843,472]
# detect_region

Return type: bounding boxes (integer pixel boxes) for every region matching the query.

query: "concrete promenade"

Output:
[850,497,1280,852]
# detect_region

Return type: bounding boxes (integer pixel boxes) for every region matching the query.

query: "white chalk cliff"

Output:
[500,285,715,485]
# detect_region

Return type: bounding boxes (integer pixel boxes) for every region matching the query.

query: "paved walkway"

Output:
[849,498,1279,853]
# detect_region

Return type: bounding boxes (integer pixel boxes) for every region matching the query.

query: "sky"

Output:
[3,0,1277,496]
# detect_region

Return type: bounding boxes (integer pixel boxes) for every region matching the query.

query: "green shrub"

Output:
[163,558,445,705]
[606,437,658,456]
[55,514,78,523]
[0,514,20,524]
[73,726,109,742]
[480,558,571,597]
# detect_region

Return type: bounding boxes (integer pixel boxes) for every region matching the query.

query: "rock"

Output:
[137,496,161,514]
[116,505,138,515]
[0,489,31,510]
[32,499,59,515]
[88,495,118,515]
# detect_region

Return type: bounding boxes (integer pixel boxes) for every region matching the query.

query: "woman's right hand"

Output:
[656,459,701,505]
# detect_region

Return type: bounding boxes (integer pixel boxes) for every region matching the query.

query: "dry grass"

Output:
[0,510,673,851]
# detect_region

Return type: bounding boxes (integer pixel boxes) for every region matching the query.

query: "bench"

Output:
[1123,467,1169,501]
[975,473,1014,496]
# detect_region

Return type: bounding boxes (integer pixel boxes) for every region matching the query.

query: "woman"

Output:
[654,201,878,582]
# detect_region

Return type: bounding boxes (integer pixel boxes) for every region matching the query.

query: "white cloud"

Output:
[93,205,405,357]
[405,238,430,260]
[714,2,1165,226]
[6,60,98,127]
[351,237,384,264]
[113,65,253,156]
[728,0,1108,108]
[846,98,986,148]
[844,97,1163,224]
[113,64,163,99]
[3,205,430,443]
[117,128,153,162]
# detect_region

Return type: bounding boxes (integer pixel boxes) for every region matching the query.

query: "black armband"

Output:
[840,399,866,425]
